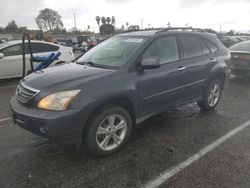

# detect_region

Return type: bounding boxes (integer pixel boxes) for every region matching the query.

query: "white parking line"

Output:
[143,120,250,188]
[0,117,11,122]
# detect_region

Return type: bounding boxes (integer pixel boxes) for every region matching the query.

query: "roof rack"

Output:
[156,27,205,33]
[121,28,164,34]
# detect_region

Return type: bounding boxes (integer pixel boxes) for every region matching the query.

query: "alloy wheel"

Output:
[208,83,221,107]
[96,114,127,151]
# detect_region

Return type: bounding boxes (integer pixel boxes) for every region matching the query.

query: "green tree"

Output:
[5,20,18,33]
[96,16,115,35]
[106,17,111,24]
[17,26,28,34]
[101,17,106,25]
[0,26,4,33]
[99,24,115,35]
[111,16,115,25]
[95,16,100,26]
[227,30,235,36]
[35,8,64,31]
[126,22,129,29]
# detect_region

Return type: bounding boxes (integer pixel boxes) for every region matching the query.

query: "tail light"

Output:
[232,53,250,60]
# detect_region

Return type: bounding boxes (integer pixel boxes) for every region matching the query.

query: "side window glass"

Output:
[180,36,202,59]
[143,36,179,64]
[1,44,22,56]
[31,43,59,53]
[205,40,218,53]
[200,39,210,55]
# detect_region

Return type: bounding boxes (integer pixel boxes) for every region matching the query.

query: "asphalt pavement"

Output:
[0,77,250,188]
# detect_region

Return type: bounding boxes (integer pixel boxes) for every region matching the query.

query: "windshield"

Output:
[77,36,147,68]
[229,42,250,51]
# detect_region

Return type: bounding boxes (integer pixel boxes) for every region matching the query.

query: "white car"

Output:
[0,40,74,79]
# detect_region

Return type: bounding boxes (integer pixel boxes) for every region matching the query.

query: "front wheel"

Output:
[84,106,132,157]
[197,79,223,111]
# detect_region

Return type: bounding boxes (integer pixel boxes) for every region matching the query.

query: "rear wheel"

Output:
[84,106,132,157]
[197,79,223,111]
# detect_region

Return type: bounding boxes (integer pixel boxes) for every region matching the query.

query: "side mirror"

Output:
[0,53,4,59]
[141,57,160,70]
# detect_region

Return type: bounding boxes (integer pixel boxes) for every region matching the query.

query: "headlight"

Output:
[38,90,81,111]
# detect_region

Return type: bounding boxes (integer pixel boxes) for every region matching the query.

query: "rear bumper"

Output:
[230,59,250,76]
[10,97,88,144]
[231,67,250,76]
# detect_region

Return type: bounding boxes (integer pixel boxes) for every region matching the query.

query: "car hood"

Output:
[22,63,115,91]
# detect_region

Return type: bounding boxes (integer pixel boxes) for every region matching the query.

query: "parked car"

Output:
[0,38,8,43]
[10,29,230,156]
[229,41,250,77]
[219,36,238,48]
[238,36,250,41]
[0,40,74,79]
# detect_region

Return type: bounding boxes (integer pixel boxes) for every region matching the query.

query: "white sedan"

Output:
[0,40,74,79]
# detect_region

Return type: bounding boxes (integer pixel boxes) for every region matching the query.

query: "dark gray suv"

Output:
[10,28,230,156]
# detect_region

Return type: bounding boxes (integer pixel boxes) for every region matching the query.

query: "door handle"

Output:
[210,58,217,64]
[177,66,186,71]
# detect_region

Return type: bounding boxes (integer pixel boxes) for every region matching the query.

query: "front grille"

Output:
[15,82,40,103]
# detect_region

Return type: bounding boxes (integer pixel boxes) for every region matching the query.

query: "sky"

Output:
[0,0,250,32]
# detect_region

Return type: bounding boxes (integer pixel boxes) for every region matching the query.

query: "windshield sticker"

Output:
[125,39,143,43]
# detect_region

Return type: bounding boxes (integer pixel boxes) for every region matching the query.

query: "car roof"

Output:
[116,29,217,38]
[117,30,159,37]
[0,40,59,48]
[230,40,250,47]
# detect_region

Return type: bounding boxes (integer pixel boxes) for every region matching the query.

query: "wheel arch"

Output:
[208,71,227,88]
[83,96,136,134]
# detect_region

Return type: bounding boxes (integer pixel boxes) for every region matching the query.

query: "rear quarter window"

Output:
[200,39,210,55]
[204,39,218,53]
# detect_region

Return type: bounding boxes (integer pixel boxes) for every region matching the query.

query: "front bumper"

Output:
[10,97,88,144]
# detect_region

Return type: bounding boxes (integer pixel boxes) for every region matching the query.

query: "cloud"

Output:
[0,0,45,28]
[106,0,133,4]
[180,0,250,7]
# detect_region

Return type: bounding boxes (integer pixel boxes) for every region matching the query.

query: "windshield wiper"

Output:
[77,61,96,66]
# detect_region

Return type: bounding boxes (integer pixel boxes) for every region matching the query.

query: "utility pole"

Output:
[74,13,77,29]
[141,18,143,30]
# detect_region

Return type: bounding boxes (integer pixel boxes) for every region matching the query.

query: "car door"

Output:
[30,42,60,66]
[138,35,184,116]
[176,34,213,98]
[0,44,28,78]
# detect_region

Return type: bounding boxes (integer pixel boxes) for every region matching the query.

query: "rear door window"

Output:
[29,43,59,53]
[180,36,203,59]
[143,36,179,64]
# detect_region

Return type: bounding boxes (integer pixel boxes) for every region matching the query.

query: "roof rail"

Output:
[156,27,205,34]
[121,28,164,34]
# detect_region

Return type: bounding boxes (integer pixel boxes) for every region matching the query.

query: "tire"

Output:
[197,79,223,111]
[84,105,132,157]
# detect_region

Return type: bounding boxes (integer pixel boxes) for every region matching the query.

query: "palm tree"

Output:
[101,17,106,25]
[106,17,111,24]
[95,16,100,26]
[111,16,115,25]
[126,22,129,29]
